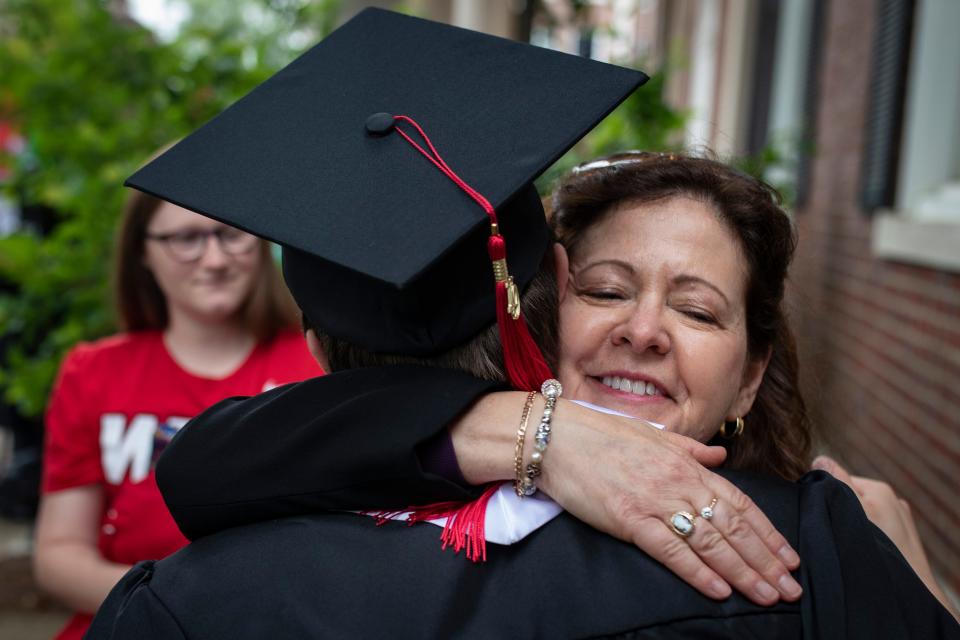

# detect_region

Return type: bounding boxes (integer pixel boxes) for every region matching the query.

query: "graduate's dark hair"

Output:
[114,188,300,342]
[307,246,559,383]
[552,151,811,481]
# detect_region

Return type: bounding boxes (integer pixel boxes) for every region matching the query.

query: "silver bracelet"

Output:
[519,378,562,496]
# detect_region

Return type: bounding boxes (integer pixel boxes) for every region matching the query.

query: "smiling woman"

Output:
[115,197,288,345]
[145,205,261,321]
[152,151,959,630]
[551,152,809,478]
[32,173,322,640]
[156,151,813,608]
[125,149,946,637]
[557,195,762,446]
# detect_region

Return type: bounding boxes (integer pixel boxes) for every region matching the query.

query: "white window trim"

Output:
[871,0,960,272]
[872,209,960,272]
[685,0,720,149]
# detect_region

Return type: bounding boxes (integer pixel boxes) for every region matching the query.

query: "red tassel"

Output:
[376,115,557,563]
[488,234,553,393]
[389,117,554,394]
[369,483,501,563]
[495,283,553,392]
[488,232,507,261]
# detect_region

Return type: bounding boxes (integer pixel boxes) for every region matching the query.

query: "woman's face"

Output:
[555,195,768,442]
[143,201,262,326]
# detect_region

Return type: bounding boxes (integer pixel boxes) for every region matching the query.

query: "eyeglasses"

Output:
[145,226,259,263]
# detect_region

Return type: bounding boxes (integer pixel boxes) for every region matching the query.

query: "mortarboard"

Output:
[126,8,647,387]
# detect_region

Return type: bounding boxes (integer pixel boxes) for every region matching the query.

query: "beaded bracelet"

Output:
[518,379,563,497]
[513,392,538,497]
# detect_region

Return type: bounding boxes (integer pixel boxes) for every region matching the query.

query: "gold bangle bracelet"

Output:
[513,391,538,497]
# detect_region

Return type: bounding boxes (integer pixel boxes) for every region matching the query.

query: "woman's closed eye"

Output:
[581,288,629,301]
[568,267,635,303]
[669,296,726,326]
[679,308,718,324]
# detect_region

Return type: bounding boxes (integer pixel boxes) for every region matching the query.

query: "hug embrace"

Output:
[87,8,958,640]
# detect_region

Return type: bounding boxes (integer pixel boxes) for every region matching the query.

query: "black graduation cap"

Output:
[126,8,647,358]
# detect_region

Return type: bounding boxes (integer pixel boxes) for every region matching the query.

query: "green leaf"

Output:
[0,0,342,417]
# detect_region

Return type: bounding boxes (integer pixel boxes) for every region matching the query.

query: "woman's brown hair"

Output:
[113,189,300,342]
[551,151,811,481]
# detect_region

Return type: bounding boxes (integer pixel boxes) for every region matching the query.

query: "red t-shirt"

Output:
[42,329,321,640]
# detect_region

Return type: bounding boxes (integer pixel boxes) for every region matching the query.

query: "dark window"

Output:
[860,0,916,212]
[794,0,828,210]
[746,0,782,157]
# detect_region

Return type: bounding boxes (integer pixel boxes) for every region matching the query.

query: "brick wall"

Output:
[789,0,960,595]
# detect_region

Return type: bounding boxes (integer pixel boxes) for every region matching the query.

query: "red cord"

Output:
[393,115,497,223]
[378,114,556,562]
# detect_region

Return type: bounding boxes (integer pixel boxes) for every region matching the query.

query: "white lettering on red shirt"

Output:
[99,414,188,484]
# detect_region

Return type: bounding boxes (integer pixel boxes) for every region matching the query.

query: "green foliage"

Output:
[730,131,809,209]
[535,71,686,194]
[0,0,677,418]
[0,0,341,417]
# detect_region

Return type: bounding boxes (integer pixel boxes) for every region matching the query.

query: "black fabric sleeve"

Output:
[796,471,960,639]
[157,365,502,540]
[84,562,187,640]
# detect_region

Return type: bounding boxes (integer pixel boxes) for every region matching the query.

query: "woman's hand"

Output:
[453,393,802,606]
[811,455,958,620]
[34,486,132,614]
[811,456,927,567]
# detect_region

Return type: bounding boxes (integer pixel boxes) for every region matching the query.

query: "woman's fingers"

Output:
[681,516,784,605]
[687,484,803,603]
[709,474,801,569]
[652,432,801,601]
[661,430,727,467]
[811,455,861,496]
[616,460,801,604]
[543,411,801,604]
[629,518,733,601]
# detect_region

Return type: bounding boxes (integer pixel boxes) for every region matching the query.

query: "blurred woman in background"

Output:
[33,183,321,639]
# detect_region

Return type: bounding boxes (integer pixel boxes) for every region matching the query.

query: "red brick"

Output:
[789,0,960,593]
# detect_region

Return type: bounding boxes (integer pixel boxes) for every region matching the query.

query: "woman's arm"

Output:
[797,471,960,636]
[454,392,802,606]
[34,486,131,614]
[813,455,959,621]
[159,365,800,605]
[158,365,500,538]
[36,344,131,613]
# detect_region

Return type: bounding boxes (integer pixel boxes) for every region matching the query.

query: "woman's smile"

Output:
[556,195,763,443]
[591,372,670,401]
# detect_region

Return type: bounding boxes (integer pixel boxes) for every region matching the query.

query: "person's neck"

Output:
[163,309,256,379]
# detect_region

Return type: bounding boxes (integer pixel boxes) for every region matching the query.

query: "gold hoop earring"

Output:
[720,417,744,439]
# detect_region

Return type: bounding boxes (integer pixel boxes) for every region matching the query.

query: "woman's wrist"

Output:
[449,391,535,485]
[512,391,539,495]
[515,380,562,497]
[530,396,579,498]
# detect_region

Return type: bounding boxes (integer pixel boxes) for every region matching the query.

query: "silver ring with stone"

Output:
[669,511,696,538]
[700,498,718,521]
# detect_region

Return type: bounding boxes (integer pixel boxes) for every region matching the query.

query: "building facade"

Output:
[787,0,960,600]
[573,0,960,600]
[428,0,960,602]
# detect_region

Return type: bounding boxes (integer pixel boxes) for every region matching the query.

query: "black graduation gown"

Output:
[88,471,959,639]
[114,366,960,638]
[157,366,498,540]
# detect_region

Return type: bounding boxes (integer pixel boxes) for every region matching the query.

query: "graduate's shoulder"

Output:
[148,512,803,638]
[86,561,187,640]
